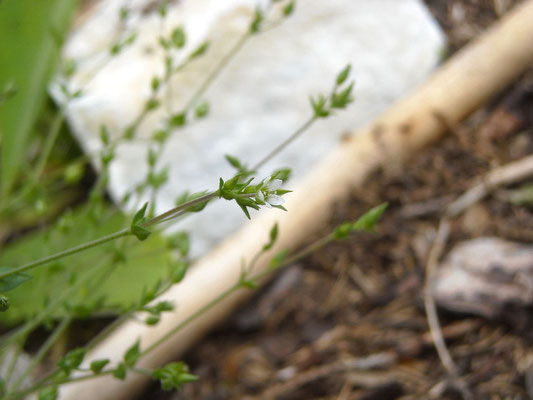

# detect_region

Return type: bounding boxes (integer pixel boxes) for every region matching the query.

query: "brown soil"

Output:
[145,1,533,399]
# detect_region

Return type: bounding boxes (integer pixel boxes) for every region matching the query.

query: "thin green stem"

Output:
[184,32,250,112]
[131,367,153,377]
[3,337,26,386]
[143,192,217,227]
[141,233,334,358]
[7,229,336,399]
[9,369,115,399]
[87,278,178,355]
[3,256,122,398]
[253,115,317,171]
[140,281,239,357]
[10,317,72,393]
[0,188,219,283]
[32,108,67,185]
[1,257,112,352]
[283,234,333,267]
[0,229,130,281]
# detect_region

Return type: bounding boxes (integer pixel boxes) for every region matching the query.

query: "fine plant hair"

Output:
[0,1,386,398]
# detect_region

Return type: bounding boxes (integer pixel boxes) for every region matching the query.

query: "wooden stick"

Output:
[61,1,533,399]
[446,154,533,217]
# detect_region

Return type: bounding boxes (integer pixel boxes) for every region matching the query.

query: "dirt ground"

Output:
[140,1,533,399]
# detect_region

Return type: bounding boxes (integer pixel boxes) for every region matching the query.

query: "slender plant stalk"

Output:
[32,108,67,184]
[1,6,354,399]
[9,317,72,393]
[9,369,115,400]
[185,31,250,112]
[141,232,333,358]
[0,230,130,281]
[143,192,217,226]
[1,256,112,351]
[140,281,237,357]
[253,115,317,171]
[3,337,27,387]
[5,189,342,398]
[0,110,66,214]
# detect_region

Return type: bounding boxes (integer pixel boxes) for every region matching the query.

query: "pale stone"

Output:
[53,0,444,255]
[433,237,533,318]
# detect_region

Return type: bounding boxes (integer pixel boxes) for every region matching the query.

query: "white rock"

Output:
[433,237,533,318]
[54,0,444,255]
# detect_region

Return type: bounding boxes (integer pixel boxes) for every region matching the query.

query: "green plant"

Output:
[0,1,385,398]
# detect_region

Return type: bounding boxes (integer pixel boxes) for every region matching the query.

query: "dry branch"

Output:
[446,154,533,217]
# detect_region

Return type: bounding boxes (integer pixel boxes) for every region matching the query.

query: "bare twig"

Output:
[401,154,533,219]
[446,154,533,217]
[423,219,473,400]
[256,352,397,400]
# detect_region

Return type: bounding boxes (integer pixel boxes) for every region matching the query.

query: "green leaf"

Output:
[146,315,160,325]
[336,64,351,85]
[63,162,84,185]
[170,26,186,48]
[158,1,168,17]
[250,7,263,33]
[0,82,17,106]
[238,203,251,220]
[132,202,149,226]
[236,197,260,220]
[310,94,329,118]
[190,41,209,58]
[58,348,86,373]
[331,82,354,109]
[152,129,169,143]
[153,301,173,313]
[145,97,160,111]
[238,269,258,289]
[263,223,279,251]
[169,112,187,127]
[0,266,31,292]
[119,6,129,21]
[139,280,162,305]
[0,0,78,198]
[283,1,295,16]
[90,359,110,374]
[351,203,388,232]
[113,363,127,380]
[175,191,210,213]
[223,175,240,191]
[148,168,169,190]
[169,260,189,283]
[0,296,10,312]
[332,222,352,240]
[269,249,288,269]
[271,168,291,182]
[123,125,136,140]
[100,125,110,145]
[153,362,198,391]
[166,232,189,256]
[0,205,170,326]
[225,155,242,170]
[131,225,151,241]
[194,101,209,118]
[151,76,161,92]
[124,340,141,367]
[38,385,58,400]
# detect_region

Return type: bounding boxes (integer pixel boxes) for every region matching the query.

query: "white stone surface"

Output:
[55,0,444,255]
